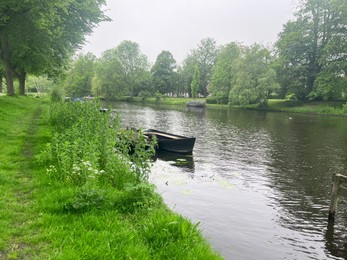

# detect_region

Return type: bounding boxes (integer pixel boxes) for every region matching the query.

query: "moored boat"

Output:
[144,129,195,154]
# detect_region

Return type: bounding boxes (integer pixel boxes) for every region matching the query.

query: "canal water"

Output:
[107,102,347,260]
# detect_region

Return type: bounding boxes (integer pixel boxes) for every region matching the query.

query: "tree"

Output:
[94,49,125,99]
[95,41,150,99]
[0,0,108,96]
[151,51,176,94]
[182,37,219,97]
[209,42,242,103]
[191,65,200,98]
[26,75,54,94]
[174,66,188,97]
[64,53,96,97]
[276,0,347,100]
[0,63,4,93]
[0,75,2,94]
[116,41,150,98]
[229,44,279,107]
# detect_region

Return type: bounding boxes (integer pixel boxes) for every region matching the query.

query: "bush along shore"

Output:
[113,96,347,117]
[0,96,221,259]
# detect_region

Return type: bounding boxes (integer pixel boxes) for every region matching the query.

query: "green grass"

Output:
[116,96,206,106]
[247,99,347,115]
[119,96,347,116]
[0,96,50,258]
[0,96,221,259]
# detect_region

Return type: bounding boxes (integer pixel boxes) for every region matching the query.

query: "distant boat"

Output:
[143,129,195,154]
[186,101,206,108]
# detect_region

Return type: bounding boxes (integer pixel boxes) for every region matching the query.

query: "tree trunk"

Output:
[0,74,3,93]
[18,69,26,95]
[1,39,15,96]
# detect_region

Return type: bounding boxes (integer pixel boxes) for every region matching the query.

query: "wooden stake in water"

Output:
[328,174,347,221]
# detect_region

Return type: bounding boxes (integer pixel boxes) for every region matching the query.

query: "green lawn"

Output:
[119,96,347,116]
[0,96,221,259]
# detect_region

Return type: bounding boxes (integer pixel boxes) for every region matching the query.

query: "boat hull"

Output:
[144,129,195,154]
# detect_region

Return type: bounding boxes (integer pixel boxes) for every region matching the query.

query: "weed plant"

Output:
[39,100,154,189]
[33,101,220,259]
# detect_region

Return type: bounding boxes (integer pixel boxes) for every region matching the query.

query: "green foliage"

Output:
[151,50,177,94]
[343,102,347,113]
[285,92,299,103]
[191,65,200,98]
[182,38,219,97]
[63,188,106,213]
[50,86,64,102]
[206,96,229,104]
[0,96,222,259]
[154,91,163,102]
[95,41,151,99]
[0,0,109,95]
[209,42,242,99]
[276,0,347,101]
[26,75,54,94]
[138,90,152,100]
[140,209,221,259]
[64,53,96,97]
[229,44,279,107]
[116,183,162,214]
[38,100,155,189]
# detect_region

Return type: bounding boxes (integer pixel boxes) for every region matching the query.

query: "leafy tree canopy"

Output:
[209,42,242,102]
[230,44,279,107]
[0,0,108,95]
[151,50,177,94]
[276,0,347,101]
[182,37,219,97]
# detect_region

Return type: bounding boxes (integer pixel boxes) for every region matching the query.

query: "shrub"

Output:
[206,96,229,104]
[51,86,64,102]
[343,102,347,113]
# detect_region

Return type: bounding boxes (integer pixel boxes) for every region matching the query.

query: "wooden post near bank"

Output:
[328,174,347,221]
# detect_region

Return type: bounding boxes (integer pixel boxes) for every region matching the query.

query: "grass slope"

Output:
[0,96,221,259]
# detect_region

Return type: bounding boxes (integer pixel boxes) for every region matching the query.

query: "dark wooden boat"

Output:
[144,129,195,154]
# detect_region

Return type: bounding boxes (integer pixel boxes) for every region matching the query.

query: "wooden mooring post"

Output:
[328,174,347,221]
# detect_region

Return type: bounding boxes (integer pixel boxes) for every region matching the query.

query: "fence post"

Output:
[328,174,341,221]
[328,174,347,221]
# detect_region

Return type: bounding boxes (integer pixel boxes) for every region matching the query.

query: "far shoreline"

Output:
[105,96,347,118]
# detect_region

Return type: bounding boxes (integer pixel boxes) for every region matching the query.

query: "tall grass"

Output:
[39,100,154,189]
[33,99,221,259]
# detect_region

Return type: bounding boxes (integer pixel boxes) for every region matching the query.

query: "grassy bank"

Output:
[117,96,347,116]
[244,99,347,116]
[0,96,221,259]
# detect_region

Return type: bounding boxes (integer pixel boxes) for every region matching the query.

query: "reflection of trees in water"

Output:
[264,113,347,258]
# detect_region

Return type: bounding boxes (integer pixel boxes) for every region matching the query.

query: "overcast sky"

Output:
[81,0,298,64]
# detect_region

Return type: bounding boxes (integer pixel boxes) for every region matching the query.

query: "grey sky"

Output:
[81,0,298,64]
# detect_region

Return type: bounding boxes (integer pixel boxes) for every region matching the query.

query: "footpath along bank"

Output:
[0,96,221,259]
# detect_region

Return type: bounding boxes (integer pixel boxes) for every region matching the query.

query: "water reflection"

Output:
[326,220,347,259]
[155,150,195,174]
[106,101,347,260]
[186,106,206,115]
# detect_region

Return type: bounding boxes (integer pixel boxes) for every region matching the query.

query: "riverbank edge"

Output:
[112,97,347,117]
[0,96,222,259]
